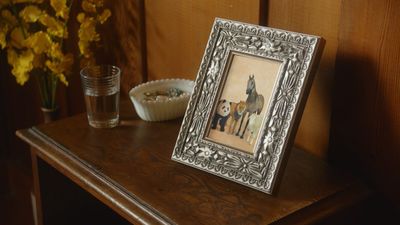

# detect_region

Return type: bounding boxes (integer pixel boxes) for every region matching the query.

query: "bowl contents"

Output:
[143,88,186,101]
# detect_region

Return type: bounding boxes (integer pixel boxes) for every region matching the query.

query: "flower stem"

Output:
[50,73,58,109]
[35,71,58,109]
[36,73,49,108]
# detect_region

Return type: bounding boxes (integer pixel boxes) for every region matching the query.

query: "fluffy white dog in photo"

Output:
[246,114,263,145]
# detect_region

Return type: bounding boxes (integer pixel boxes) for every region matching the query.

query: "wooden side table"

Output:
[17,102,371,225]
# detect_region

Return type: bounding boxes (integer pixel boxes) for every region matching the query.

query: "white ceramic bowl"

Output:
[129,79,194,121]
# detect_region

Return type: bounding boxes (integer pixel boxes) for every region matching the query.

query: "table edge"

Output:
[17,127,175,225]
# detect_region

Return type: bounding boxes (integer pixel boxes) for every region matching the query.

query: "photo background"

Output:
[207,54,282,154]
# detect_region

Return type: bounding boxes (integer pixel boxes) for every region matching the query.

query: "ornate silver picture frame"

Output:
[171,18,324,194]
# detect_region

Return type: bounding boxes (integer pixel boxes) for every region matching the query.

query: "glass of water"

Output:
[80,65,121,128]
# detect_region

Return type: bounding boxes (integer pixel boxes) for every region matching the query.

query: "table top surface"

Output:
[17,102,368,225]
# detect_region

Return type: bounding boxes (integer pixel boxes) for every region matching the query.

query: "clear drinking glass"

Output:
[80,65,121,128]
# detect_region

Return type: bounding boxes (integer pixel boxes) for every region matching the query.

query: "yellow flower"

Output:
[45,53,73,85]
[78,17,99,42]
[1,9,17,26]
[25,31,53,54]
[10,28,26,49]
[77,13,85,23]
[44,60,61,75]
[82,0,96,13]
[7,49,34,85]
[0,10,12,49]
[0,24,8,49]
[3,0,111,88]
[39,14,67,38]
[50,0,69,20]
[98,9,111,24]
[78,40,90,57]
[0,33,6,49]
[77,16,100,57]
[57,73,68,86]
[11,0,44,3]
[48,43,63,59]
[46,52,73,74]
[88,0,104,7]
[19,5,42,23]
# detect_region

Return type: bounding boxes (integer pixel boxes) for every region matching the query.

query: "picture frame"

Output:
[171,18,324,194]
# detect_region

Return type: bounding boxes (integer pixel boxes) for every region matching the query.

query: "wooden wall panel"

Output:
[145,0,260,81]
[102,0,147,95]
[267,0,341,157]
[330,0,400,205]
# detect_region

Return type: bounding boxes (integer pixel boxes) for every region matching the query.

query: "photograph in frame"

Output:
[206,53,282,155]
[171,18,324,194]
